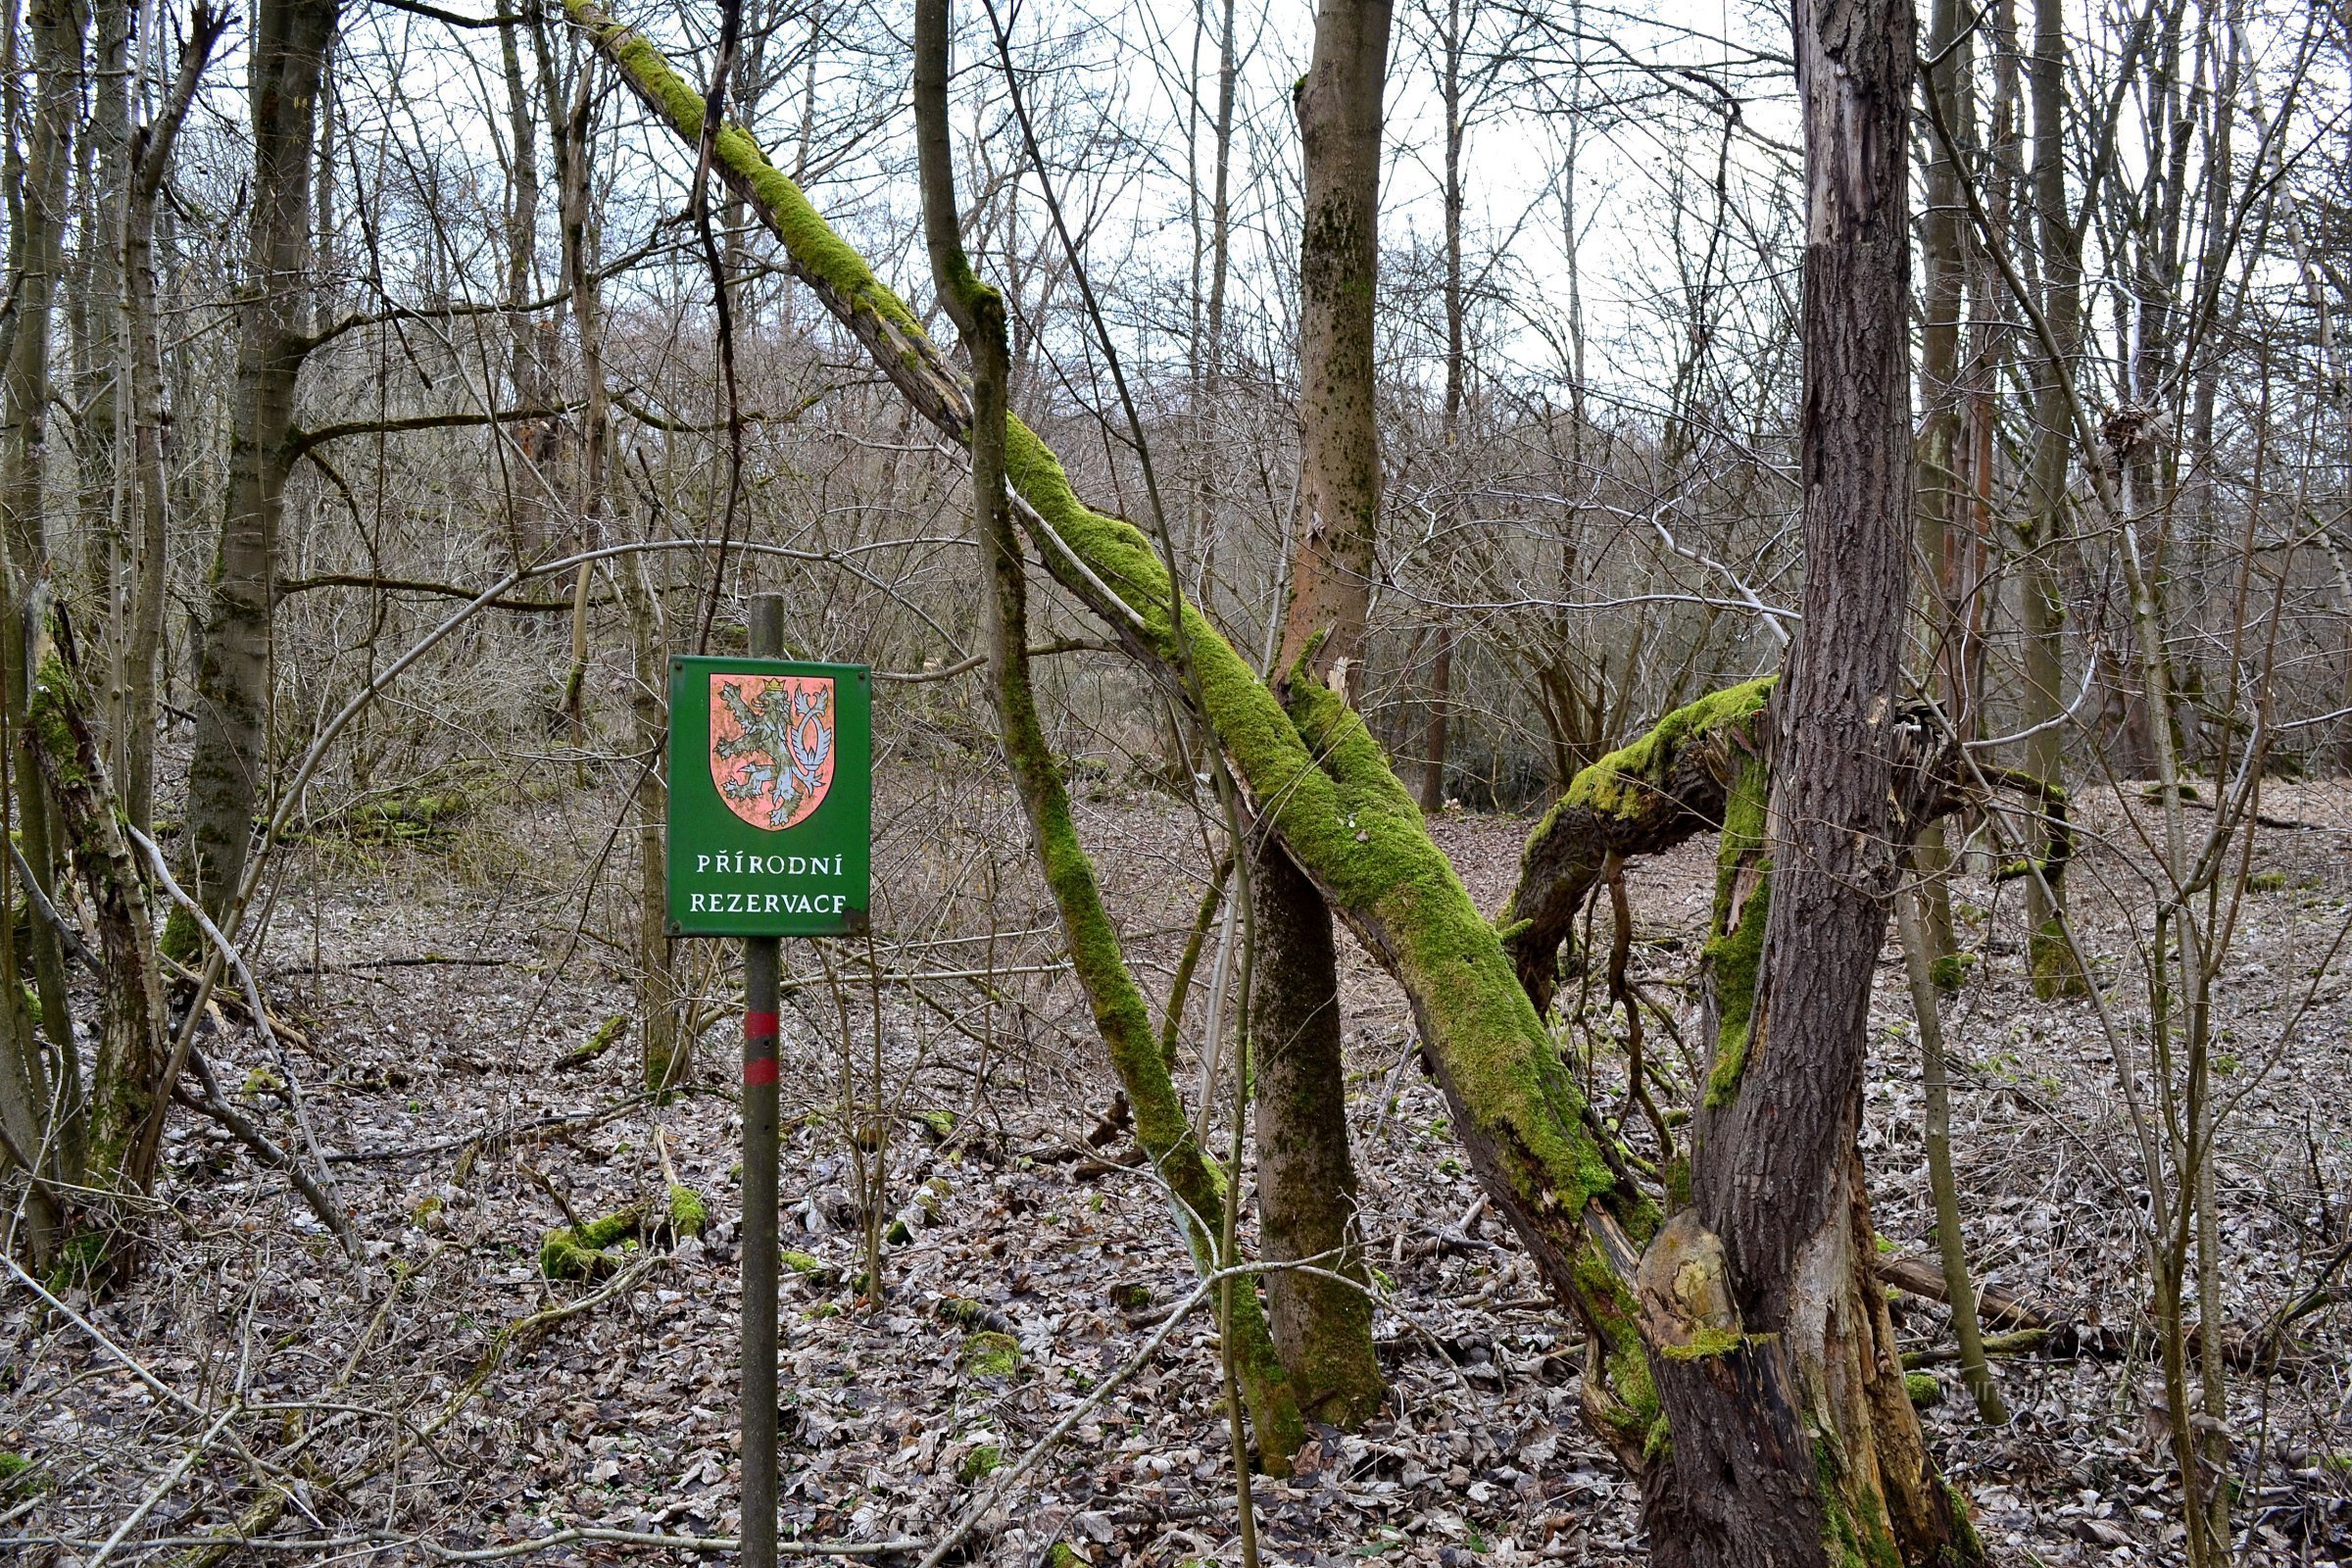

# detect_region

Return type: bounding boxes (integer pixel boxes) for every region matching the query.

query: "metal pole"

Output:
[741,595,784,1568]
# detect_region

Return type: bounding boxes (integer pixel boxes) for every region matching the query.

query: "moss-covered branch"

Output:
[1497,678,1775,1013]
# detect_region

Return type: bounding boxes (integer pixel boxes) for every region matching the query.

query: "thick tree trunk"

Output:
[175,0,337,945]
[1648,3,1979,1563]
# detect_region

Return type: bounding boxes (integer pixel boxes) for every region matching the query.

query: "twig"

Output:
[86,1401,243,1567]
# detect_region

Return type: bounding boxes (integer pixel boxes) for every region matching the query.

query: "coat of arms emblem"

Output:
[709,673,836,830]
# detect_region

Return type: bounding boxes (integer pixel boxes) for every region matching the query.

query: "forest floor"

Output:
[7,775,2352,1566]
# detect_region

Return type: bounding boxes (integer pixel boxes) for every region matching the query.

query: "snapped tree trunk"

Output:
[174,0,337,948]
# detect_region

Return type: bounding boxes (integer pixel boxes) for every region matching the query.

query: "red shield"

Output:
[709,673,836,831]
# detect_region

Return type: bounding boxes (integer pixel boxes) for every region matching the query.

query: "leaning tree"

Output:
[571,0,1991,1558]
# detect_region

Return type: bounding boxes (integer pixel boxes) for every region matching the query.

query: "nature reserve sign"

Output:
[665,657,871,936]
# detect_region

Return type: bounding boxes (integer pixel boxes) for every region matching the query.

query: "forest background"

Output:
[4,0,2352,1563]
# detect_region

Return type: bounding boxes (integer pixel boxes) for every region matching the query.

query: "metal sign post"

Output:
[666,599,871,1568]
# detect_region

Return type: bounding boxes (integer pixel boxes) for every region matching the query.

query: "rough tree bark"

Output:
[1642,3,1979,1562]
[174,0,339,946]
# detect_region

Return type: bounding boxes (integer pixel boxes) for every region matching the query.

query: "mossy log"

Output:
[540,1184,707,1280]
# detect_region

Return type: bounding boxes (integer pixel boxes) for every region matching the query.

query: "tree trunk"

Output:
[79,0,131,680]
[1250,838,1384,1426]
[2020,0,2086,998]
[1419,629,1452,812]
[1248,0,1394,1435]
[1648,3,1980,1562]
[1276,0,1392,695]
[0,0,91,1260]
[174,0,337,947]
[119,6,227,837]
[1911,0,1970,965]
[29,635,169,1211]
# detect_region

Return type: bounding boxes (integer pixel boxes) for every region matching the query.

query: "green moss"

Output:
[1905,1372,1943,1407]
[1702,756,1772,1109]
[666,1184,708,1238]
[1556,678,1776,822]
[2249,870,2287,893]
[956,1444,1002,1484]
[1929,953,1974,993]
[960,1330,1022,1378]
[781,1250,837,1286]
[539,1203,647,1279]
[1047,1544,1086,1568]
[1815,1434,1904,1568]
[915,1107,957,1139]
[560,1012,629,1068]
[2028,919,2087,1001]
[1656,1326,1750,1361]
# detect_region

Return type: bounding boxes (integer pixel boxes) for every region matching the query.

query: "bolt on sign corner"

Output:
[666,658,871,936]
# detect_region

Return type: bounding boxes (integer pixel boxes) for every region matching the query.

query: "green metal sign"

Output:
[666,657,871,936]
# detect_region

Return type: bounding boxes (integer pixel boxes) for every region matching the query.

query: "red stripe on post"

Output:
[745,1010,781,1039]
[743,1057,780,1087]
